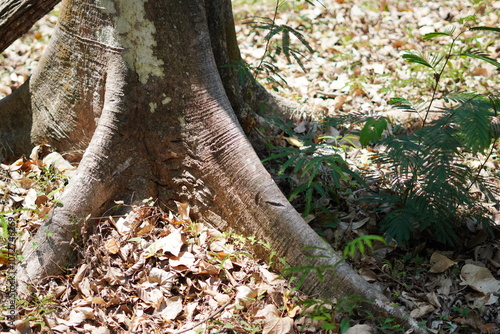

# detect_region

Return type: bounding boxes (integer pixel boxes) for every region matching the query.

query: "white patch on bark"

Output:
[97,0,165,84]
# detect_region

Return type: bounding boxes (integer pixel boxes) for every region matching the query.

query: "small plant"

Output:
[244,0,315,90]
[366,23,500,245]
[263,118,366,220]
[16,294,57,327]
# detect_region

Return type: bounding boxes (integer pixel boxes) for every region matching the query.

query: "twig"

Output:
[172,295,235,334]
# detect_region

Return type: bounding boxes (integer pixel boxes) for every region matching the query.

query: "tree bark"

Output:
[2,0,424,332]
[0,0,60,53]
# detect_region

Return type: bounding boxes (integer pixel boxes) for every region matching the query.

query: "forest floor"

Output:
[1,0,500,333]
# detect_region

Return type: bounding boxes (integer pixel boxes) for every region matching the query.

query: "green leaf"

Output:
[0,216,7,238]
[359,117,388,146]
[423,32,452,40]
[462,51,500,68]
[469,26,500,33]
[458,14,477,24]
[402,53,433,69]
[339,317,351,333]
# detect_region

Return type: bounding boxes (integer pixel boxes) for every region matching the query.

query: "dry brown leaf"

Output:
[105,238,120,255]
[91,297,106,305]
[57,307,94,326]
[72,263,88,285]
[234,285,258,309]
[359,268,378,283]
[43,151,75,173]
[256,304,295,334]
[114,216,133,235]
[146,228,183,257]
[429,252,456,273]
[196,260,219,275]
[410,303,435,319]
[460,264,500,295]
[170,251,196,270]
[159,296,183,320]
[78,277,92,297]
[148,267,176,286]
[175,201,192,223]
[345,324,373,334]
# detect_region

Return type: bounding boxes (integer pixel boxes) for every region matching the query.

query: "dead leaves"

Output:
[10,203,305,333]
[460,264,500,297]
[429,252,457,274]
[256,304,295,334]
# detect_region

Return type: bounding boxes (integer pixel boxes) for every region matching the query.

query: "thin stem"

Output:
[254,0,281,79]
[467,141,496,195]
[422,34,461,127]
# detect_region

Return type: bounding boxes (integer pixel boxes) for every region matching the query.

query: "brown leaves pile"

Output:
[8,201,335,333]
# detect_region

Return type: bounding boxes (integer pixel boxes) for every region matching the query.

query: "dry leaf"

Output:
[429,252,456,273]
[234,285,258,309]
[72,263,88,285]
[460,264,500,295]
[345,324,373,334]
[148,267,176,286]
[169,251,196,269]
[256,304,295,334]
[174,201,191,223]
[359,268,378,283]
[283,136,304,148]
[43,151,75,172]
[146,228,183,257]
[57,307,94,326]
[410,303,435,318]
[160,296,183,320]
[105,238,120,255]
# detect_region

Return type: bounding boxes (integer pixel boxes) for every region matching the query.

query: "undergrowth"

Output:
[263,21,500,246]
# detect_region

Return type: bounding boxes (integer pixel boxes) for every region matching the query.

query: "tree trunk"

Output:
[0,0,60,53]
[2,0,424,332]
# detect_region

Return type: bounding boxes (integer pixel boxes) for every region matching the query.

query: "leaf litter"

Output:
[1,0,500,333]
[0,148,311,333]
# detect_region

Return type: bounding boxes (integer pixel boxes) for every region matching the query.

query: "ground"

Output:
[0,0,499,333]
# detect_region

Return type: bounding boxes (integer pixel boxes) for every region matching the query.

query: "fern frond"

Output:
[291,49,307,72]
[381,208,417,244]
[469,26,500,33]
[462,49,500,68]
[389,97,428,114]
[402,51,435,70]
[430,218,457,246]
[288,26,314,53]
[453,99,493,153]
[282,28,291,63]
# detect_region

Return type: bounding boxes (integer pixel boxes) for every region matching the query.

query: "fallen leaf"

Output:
[429,252,456,273]
[234,285,258,309]
[146,228,183,257]
[43,151,75,172]
[410,303,435,318]
[460,264,500,294]
[148,267,177,286]
[169,251,196,270]
[284,136,304,147]
[256,304,295,334]
[174,201,192,223]
[105,238,120,255]
[345,324,373,334]
[57,307,94,326]
[160,296,183,320]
